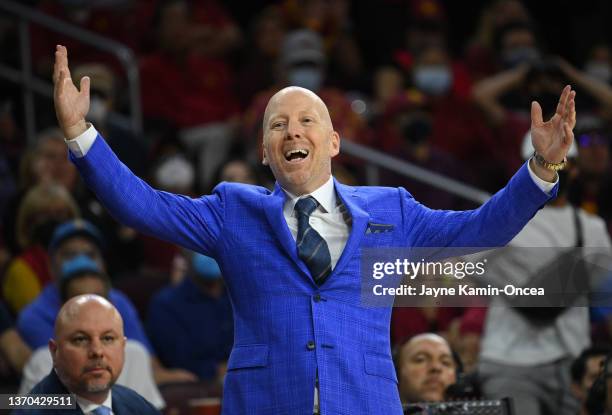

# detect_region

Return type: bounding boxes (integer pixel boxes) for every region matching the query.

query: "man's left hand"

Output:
[530,85,576,181]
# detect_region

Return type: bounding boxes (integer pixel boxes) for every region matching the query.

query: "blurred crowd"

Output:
[1,0,612,414]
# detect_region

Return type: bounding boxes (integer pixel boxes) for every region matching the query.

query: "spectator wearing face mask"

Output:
[583,44,612,85]
[146,253,233,382]
[2,128,79,256]
[16,219,198,387]
[473,39,612,179]
[471,23,612,183]
[137,152,196,275]
[72,63,147,178]
[3,184,80,314]
[464,0,533,81]
[241,28,371,170]
[392,43,498,190]
[376,91,473,210]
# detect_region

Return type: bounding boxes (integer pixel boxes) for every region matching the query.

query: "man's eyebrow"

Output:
[268,114,286,124]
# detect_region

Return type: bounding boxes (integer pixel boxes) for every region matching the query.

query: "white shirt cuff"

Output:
[527,158,557,195]
[64,123,97,158]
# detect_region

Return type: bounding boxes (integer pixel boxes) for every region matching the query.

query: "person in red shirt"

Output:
[139,0,240,129]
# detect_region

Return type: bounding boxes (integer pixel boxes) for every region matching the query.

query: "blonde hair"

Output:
[16,183,80,248]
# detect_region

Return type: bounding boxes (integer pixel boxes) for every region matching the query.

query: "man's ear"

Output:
[329,131,340,158]
[262,148,269,166]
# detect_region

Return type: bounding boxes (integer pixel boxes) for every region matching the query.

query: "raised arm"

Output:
[53,45,89,139]
[52,45,224,255]
[529,84,576,182]
[405,86,576,248]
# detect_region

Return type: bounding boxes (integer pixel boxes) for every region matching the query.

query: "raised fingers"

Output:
[567,91,576,129]
[531,101,543,126]
[79,75,90,99]
[563,122,574,147]
[555,85,571,118]
[53,45,65,84]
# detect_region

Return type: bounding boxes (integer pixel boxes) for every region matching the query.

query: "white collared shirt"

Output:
[282,176,351,269]
[75,390,113,415]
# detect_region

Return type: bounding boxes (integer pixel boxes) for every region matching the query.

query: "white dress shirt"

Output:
[73,387,113,414]
[282,176,350,269]
[20,341,165,409]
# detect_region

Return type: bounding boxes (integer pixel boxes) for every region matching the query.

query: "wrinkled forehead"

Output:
[264,88,330,127]
[405,338,452,359]
[56,301,123,338]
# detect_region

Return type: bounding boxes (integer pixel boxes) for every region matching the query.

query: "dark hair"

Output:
[492,20,538,52]
[572,346,610,383]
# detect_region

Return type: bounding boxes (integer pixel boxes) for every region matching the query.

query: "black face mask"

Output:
[530,92,559,117]
[31,220,61,248]
[402,117,432,146]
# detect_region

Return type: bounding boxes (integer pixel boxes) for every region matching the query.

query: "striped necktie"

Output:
[295,196,332,285]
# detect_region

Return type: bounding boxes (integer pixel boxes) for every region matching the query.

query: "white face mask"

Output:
[585,62,612,83]
[413,65,453,96]
[287,67,323,92]
[88,97,109,124]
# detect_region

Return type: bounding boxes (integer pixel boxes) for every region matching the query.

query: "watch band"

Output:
[533,152,567,171]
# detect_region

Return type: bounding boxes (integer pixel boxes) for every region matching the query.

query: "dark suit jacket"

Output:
[11,369,160,414]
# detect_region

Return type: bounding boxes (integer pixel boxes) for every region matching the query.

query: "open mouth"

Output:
[284,149,309,162]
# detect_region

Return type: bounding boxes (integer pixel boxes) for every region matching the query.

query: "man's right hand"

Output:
[53,45,89,139]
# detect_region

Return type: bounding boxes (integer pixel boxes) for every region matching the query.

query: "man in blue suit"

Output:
[14,294,159,414]
[53,45,575,414]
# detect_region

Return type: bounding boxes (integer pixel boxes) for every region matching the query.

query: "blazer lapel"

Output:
[333,180,369,277]
[263,183,311,280]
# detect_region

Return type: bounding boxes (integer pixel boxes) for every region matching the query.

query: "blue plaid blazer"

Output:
[73,135,555,414]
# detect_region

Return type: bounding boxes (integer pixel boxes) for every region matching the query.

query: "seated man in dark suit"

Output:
[395,333,457,403]
[14,294,159,414]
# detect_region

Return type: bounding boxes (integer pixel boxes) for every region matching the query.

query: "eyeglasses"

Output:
[578,133,609,147]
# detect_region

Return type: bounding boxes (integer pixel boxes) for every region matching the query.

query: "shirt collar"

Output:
[75,390,113,414]
[282,176,336,216]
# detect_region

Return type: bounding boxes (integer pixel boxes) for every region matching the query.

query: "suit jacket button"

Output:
[307,341,315,351]
[313,294,321,302]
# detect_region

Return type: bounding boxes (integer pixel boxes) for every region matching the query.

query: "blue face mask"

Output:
[192,253,222,281]
[287,68,323,92]
[413,66,452,96]
[585,62,612,84]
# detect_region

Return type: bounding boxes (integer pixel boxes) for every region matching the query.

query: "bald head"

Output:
[398,333,456,403]
[50,294,126,403]
[263,87,333,135]
[55,294,123,338]
[260,86,340,194]
[403,333,449,350]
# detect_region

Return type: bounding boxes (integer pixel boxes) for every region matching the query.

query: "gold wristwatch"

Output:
[533,152,567,171]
